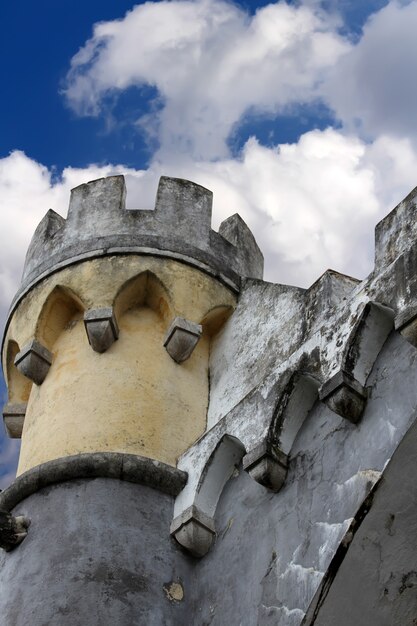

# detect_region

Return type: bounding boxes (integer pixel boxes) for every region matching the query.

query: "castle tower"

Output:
[0,175,263,624]
[1,175,417,625]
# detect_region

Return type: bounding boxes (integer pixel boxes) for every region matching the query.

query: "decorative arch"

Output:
[195,434,246,518]
[171,434,245,557]
[243,371,319,493]
[199,305,234,338]
[36,285,85,351]
[2,340,32,437]
[342,301,395,386]
[114,270,172,322]
[319,301,395,423]
[269,371,320,456]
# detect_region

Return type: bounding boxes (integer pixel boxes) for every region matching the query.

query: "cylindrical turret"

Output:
[0,174,263,625]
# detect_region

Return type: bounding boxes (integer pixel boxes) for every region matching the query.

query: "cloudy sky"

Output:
[1,0,417,486]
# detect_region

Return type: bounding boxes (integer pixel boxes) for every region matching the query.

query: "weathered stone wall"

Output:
[0,478,193,626]
[3,330,412,626]
[180,331,417,625]
[304,409,417,626]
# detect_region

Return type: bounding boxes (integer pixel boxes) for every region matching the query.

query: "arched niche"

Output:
[269,372,320,457]
[200,305,234,338]
[36,285,85,351]
[5,340,32,404]
[319,301,395,424]
[114,270,172,323]
[195,434,246,518]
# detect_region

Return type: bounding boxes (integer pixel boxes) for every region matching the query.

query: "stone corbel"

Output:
[171,434,245,557]
[84,307,119,353]
[164,317,202,363]
[320,301,394,423]
[170,505,215,558]
[243,441,288,492]
[394,304,417,348]
[319,369,367,424]
[242,371,319,493]
[2,403,27,438]
[14,340,52,385]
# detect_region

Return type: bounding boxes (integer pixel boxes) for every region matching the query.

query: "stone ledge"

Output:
[0,452,188,511]
[14,339,52,386]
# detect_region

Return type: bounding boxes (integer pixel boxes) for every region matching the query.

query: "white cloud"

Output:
[167,129,417,285]
[64,0,349,160]
[63,0,417,156]
[2,128,417,332]
[325,0,417,142]
[3,0,417,324]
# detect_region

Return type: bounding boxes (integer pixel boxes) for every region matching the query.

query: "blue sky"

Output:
[1,0,417,486]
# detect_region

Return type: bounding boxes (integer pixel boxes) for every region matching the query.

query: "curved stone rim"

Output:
[0,452,188,511]
[19,237,242,301]
[2,245,240,359]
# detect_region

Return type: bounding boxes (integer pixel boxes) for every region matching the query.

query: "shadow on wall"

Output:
[0,379,19,489]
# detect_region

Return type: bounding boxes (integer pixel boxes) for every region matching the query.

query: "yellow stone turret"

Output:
[1,175,263,475]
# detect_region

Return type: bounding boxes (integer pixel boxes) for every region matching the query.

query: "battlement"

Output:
[18,175,263,308]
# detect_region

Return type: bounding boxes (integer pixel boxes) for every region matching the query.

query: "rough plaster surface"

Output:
[4,254,236,361]
[17,308,210,474]
[2,177,417,624]
[0,479,193,626]
[2,332,413,626]
[184,332,417,625]
[2,255,235,474]
[177,190,417,521]
[306,413,417,626]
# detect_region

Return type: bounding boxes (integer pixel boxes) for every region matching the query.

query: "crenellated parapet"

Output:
[17,175,263,312]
